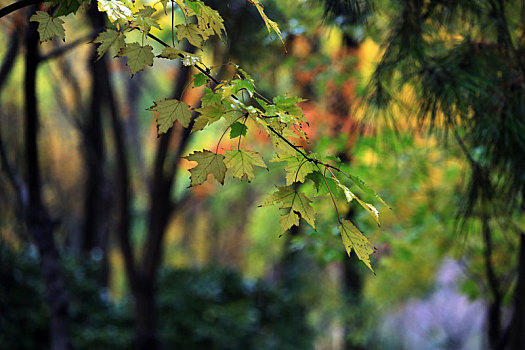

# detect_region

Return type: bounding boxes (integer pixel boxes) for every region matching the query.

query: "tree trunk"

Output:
[25,9,72,350]
[508,233,525,349]
[83,5,109,272]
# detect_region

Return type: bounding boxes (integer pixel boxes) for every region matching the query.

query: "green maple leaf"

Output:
[158,47,201,66]
[92,29,125,60]
[280,211,299,234]
[193,73,208,87]
[185,150,227,186]
[175,0,196,18]
[230,79,256,96]
[134,6,161,35]
[333,177,381,227]
[348,174,390,209]
[339,219,375,272]
[118,43,154,76]
[176,24,204,48]
[229,122,247,138]
[271,153,315,185]
[194,3,226,39]
[201,88,223,106]
[224,149,267,182]
[273,95,306,122]
[192,104,225,131]
[30,11,65,42]
[260,186,315,232]
[250,0,284,44]
[148,98,192,134]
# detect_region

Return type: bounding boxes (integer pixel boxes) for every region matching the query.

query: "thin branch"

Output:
[0,0,41,19]
[144,32,353,185]
[0,119,29,210]
[0,25,20,91]
[40,30,100,62]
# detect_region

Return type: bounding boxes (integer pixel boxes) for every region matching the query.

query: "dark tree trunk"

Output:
[481,215,503,350]
[508,233,525,350]
[24,9,72,350]
[83,6,109,265]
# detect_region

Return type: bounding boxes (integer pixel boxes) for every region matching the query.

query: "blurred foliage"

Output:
[0,245,313,350]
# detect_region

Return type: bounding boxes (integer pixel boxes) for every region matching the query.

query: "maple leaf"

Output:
[260,186,315,232]
[193,73,208,87]
[249,0,284,44]
[176,24,204,48]
[134,6,161,35]
[193,2,226,39]
[97,0,134,22]
[175,0,196,18]
[30,11,65,42]
[334,177,381,227]
[118,43,154,76]
[158,47,201,66]
[280,211,299,233]
[271,153,315,185]
[339,219,375,272]
[229,122,248,138]
[185,150,227,186]
[192,104,224,131]
[148,98,192,134]
[224,149,267,182]
[348,174,390,209]
[92,29,125,60]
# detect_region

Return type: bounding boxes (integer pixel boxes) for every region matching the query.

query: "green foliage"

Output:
[339,219,375,272]
[118,43,154,75]
[24,0,386,270]
[229,122,248,138]
[224,148,267,182]
[92,29,125,61]
[363,0,525,217]
[148,98,192,133]
[0,246,133,350]
[185,150,227,186]
[30,11,65,42]
[0,247,313,350]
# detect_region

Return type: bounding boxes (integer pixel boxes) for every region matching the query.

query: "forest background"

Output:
[0,0,524,349]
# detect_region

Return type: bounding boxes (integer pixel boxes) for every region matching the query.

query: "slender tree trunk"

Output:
[25,9,72,350]
[481,214,503,350]
[83,5,109,263]
[508,233,525,349]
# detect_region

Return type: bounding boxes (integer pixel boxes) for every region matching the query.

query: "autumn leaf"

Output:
[261,186,315,232]
[176,24,204,48]
[224,149,267,182]
[118,43,154,75]
[271,153,315,185]
[92,29,125,60]
[193,73,208,87]
[148,98,192,134]
[134,6,161,35]
[339,219,375,272]
[249,0,284,44]
[280,211,299,233]
[30,11,65,42]
[229,122,248,138]
[97,0,134,22]
[334,177,381,227]
[185,150,227,186]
